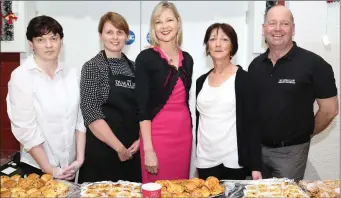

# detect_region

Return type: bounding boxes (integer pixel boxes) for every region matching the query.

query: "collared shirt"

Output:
[6,54,86,169]
[248,42,337,143]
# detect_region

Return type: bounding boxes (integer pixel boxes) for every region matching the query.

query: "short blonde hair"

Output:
[98,12,129,35]
[149,1,183,47]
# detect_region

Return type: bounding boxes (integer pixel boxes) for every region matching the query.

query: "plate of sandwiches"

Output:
[0,173,75,197]
[155,176,225,198]
[80,180,142,198]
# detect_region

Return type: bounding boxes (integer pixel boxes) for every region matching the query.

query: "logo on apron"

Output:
[115,79,135,89]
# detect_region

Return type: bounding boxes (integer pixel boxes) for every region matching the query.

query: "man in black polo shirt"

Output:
[248,5,339,181]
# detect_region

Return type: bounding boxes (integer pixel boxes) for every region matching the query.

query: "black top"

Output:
[196,66,261,172]
[80,51,136,126]
[248,42,338,144]
[135,48,194,121]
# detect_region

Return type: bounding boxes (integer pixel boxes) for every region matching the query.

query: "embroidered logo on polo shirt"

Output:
[115,80,135,89]
[278,79,295,84]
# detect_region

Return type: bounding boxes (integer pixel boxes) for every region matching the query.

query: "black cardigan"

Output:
[135,48,193,122]
[195,65,261,172]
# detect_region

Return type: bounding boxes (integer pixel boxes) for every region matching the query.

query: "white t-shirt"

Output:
[195,73,243,169]
[6,54,86,169]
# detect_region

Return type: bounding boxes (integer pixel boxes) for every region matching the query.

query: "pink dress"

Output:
[140,47,192,183]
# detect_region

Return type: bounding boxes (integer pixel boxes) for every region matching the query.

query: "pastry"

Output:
[55,182,69,195]
[3,179,17,188]
[204,176,220,190]
[0,175,10,185]
[29,191,43,198]
[27,173,40,180]
[189,177,205,188]
[26,188,38,195]
[18,178,34,189]
[10,174,21,182]
[41,174,53,182]
[1,190,12,198]
[210,184,224,195]
[11,191,27,198]
[183,181,197,193]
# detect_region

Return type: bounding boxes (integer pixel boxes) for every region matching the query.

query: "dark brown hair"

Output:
[203,23,238,58]
[26,15,64,41]
[98,12,129,35]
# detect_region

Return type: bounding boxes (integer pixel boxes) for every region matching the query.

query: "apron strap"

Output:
[102,50,135,75]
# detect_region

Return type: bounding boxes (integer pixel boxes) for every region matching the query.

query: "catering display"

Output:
[1,172,339,198]
[299,179,340,198]
[0,173,77,197]
[80,180,142,198]
[155,176,225,198]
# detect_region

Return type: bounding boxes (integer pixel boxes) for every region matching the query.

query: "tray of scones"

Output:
[299,179,340,198]
[155,176,225,198]
[79,180,142,198]
[0,173,78,197]
[223,178,310,198]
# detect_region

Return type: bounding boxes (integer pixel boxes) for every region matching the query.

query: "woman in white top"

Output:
[195,23,262,180]
[6,15,86,180]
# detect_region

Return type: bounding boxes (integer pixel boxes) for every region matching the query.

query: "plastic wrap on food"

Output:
[78,180,142,198]
[299,179,340,198]
[222,178,310,198]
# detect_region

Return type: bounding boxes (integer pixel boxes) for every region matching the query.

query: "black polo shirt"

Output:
[248,42,337,145]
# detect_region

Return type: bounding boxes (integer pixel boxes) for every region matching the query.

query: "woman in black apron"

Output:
[77,12,141,183]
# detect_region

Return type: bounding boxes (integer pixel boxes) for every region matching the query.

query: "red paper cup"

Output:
[141,183,162,198]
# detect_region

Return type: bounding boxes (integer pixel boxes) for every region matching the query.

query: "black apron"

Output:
[78,51,141,183]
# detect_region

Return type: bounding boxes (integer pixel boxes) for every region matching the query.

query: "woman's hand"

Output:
[61,160,83,180]
[145,150,158,174]
[117,146,132,161]
[128,139,140,156]
[252,171,262,180]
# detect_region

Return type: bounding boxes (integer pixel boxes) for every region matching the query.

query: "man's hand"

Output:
[252,171,262,180]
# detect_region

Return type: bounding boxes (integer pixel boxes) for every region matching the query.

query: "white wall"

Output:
[288,1,340,180]
[23,1,142,68]
[20,1,339,180]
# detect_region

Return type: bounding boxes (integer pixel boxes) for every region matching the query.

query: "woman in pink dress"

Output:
[135,1,193,183]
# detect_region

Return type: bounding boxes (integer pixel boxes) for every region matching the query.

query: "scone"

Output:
[54,182,69,197]
[0,190,12,198]
[200,186,212,197]
[10,174,21,182]
[26,188,38,195]
[0,175,10,185]
[189,177,205,188]
[41,174,53,182]
[11,191,27,198]
[29,191,43,198]
[18,178,34,189]
[31,178,45,189]
[3,179,17,188]
[204,176,220,190]
[210,184,224,195]
[183,181,197,193]
[27,173,40,180]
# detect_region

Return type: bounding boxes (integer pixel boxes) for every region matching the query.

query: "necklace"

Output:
[160,48,177,64]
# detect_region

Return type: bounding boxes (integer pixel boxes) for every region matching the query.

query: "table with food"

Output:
[1,171,339,198]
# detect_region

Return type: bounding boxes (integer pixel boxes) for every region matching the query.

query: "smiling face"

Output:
[154,8,180,44]
[263,5,295,48]
[207,28,233,61]
[29,31,62,61]
[100,21,127,54]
